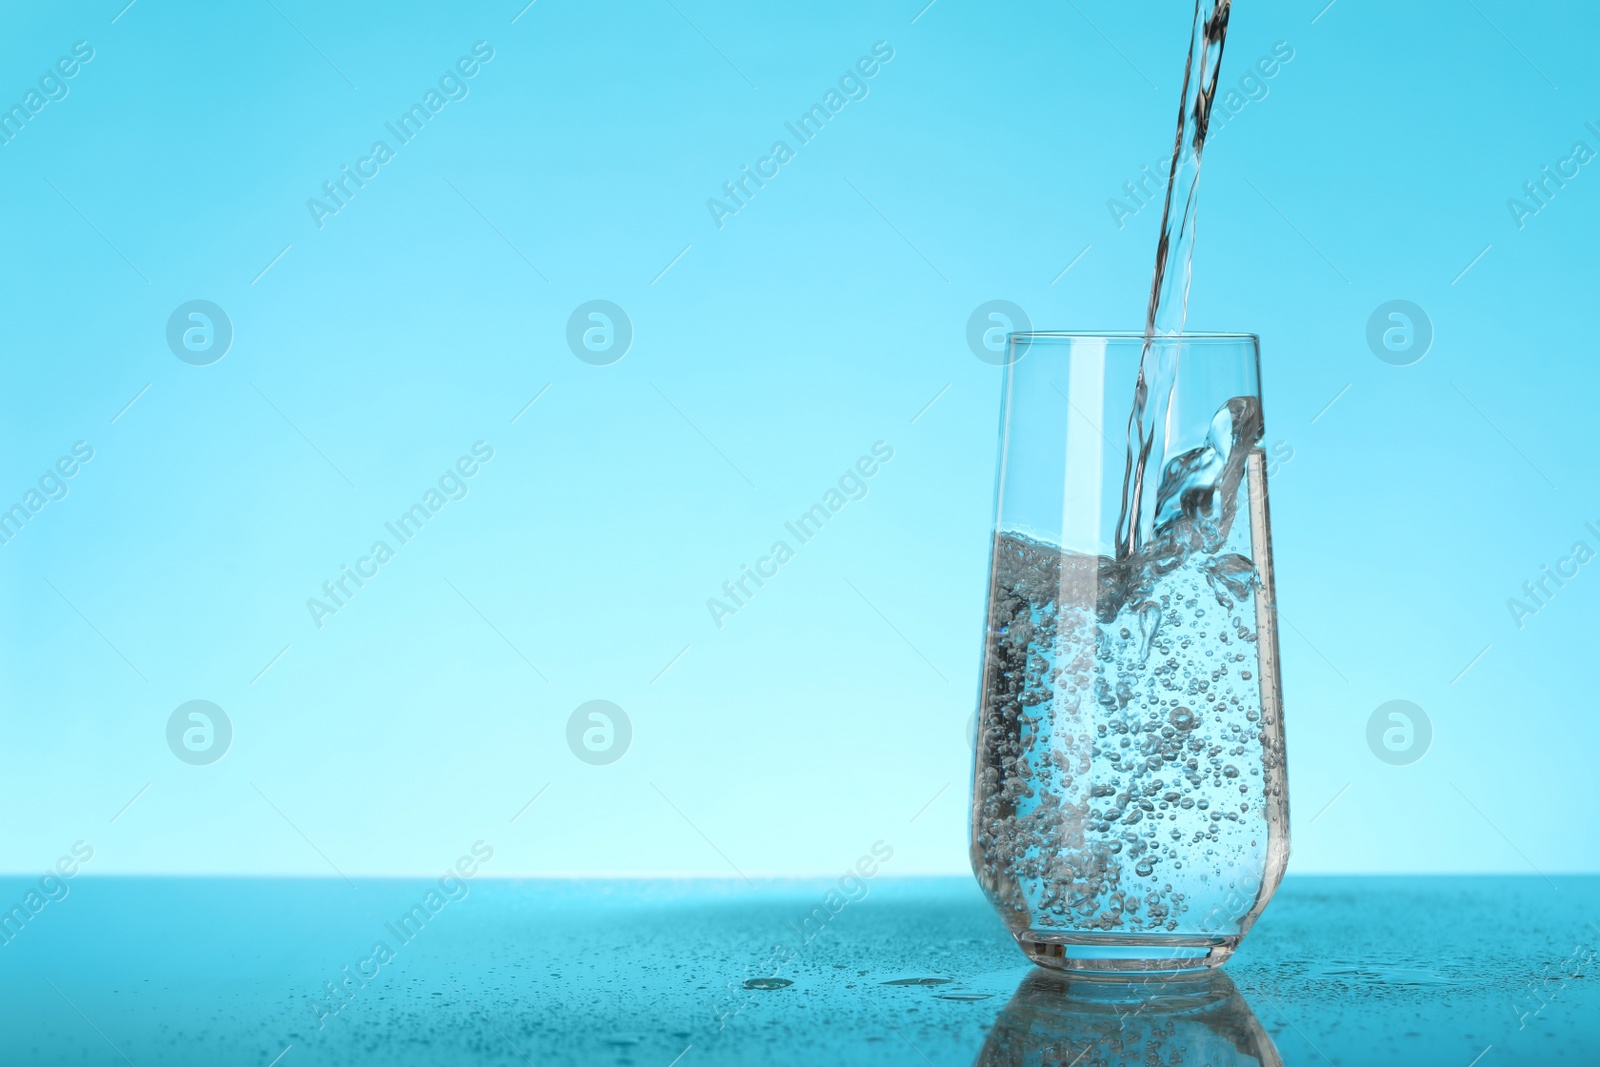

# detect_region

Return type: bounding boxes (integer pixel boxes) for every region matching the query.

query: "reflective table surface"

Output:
[3,875,1595,1065]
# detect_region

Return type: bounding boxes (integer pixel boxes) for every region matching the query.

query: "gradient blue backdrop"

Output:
[1,0,1595,879]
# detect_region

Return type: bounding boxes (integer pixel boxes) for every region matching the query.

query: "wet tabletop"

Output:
[2,875,1596,1065]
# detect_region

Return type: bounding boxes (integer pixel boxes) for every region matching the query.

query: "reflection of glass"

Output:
[969,334,1289,976]
[975,969,1282,1066]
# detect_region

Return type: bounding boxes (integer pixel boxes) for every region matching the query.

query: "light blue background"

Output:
[1,0,1595,879]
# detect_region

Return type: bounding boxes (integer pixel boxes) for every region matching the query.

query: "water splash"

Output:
[1114,0,1233,559]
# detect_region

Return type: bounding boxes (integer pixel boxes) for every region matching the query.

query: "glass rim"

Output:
[1009,330,1259,344]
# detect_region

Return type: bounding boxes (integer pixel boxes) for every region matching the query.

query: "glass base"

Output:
[1016,929,1240,978]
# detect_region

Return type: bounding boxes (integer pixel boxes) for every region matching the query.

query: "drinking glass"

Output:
[969,332,1288,976]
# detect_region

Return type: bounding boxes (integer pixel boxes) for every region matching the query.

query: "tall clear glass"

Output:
[969,332,1288,976]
